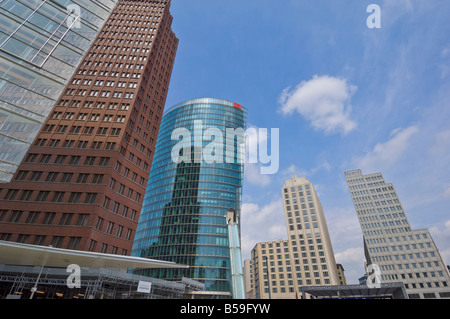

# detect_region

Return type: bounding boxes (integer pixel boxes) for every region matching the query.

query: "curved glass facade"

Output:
[0,0,117,182]
[132,98,247,294]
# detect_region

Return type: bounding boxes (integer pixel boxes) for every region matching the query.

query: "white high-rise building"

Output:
[282,176,340,287]
[250,176,340,299]
[345,169,450,299]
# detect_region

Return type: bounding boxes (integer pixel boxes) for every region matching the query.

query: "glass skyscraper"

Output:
[0,0,117,182]
[132,98,247,296]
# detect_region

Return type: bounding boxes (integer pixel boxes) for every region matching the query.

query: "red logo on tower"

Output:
[233,103,241,109]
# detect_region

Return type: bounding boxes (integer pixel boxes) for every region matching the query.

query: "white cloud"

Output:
[334,247,365,284]
[442,46,450,58]
[244,163,271,187]
[444,186,450,198]
[352,125,419,172]
[281,162,331,181]
[241,199,284,229]
[429,220,450,264]
[335,247,364,265]
[325,205,367,283]
[430,130,450,160]
[240,199,286,260]
[279,75,358,135]
[327,207,361,239]
[440,45,450,78]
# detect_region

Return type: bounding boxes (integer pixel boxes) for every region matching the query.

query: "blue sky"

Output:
[165,0,450,283]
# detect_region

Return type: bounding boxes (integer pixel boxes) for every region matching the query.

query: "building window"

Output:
[61,173,73,183]
[5,189,18,200]
[95,217,104,230]
[51,236,64,248]
[100,243,108,253]
[52,192,65,202]
[85,193,97,204]
[36,191,50,202]
[46,172,59,182]
[76,214,89,226]
[67,237,81,250]
[42,213,56,225]
[33,235,46,246]
[9,211,23,223]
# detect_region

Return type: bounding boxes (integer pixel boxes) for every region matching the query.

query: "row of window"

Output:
[27,141,150,174]
[266,269,331,283]
[75,66,142,79]
[349,183,394,193]
[0,233,129,256]
[103,25,159,33]
[97,31,156,43]
[0,233,82,250]
[34,137,117,150]
[370,241,434,253]
[352,191,398,201]
[0,211,89,226]
[355,202,402,211]
[52,99,160,131]
[371,252,441,267]
[83,56,148,67]
[284,185,311,193]
[0,211,134,240]
[360,212,406,222]
[50,109,132,122]
[382,272,448,290]
[361,219,409,230]
[259,255,328,267]
[363,226,411,237]
[115,3,166,10]
[378,260,445,273]
[65,85,137,99]
[3,189,99,204]
[43,116,154,154]
[263,264,330,278]
[285,202,315,211]
[5,183,145,210]
[262,278,331,294]
[21,154,108,167]
[43,124,123,138]
[347,174,383,185]
[371,233,430,243]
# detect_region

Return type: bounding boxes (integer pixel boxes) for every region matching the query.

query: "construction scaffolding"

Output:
[0,265,204,299]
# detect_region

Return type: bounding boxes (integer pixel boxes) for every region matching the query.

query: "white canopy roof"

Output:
[0,240,188,269]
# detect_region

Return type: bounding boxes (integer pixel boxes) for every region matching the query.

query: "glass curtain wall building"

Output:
[0,0,117,182]
[132,98,247,295]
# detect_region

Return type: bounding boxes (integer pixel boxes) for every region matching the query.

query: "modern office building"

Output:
[131,98,247,297]
[0,0,178,256]
[345,169,450,299]
[0,0,119,183]
[250,176,341,299]
[251,239,294,299]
